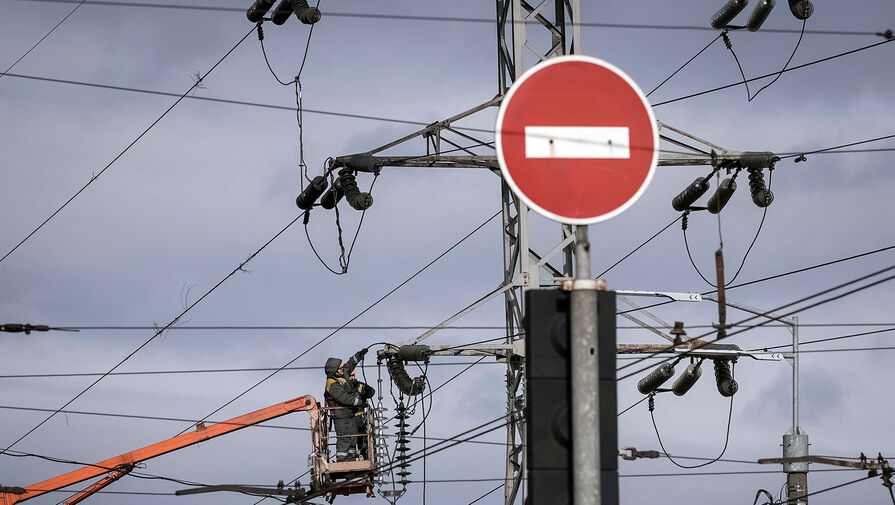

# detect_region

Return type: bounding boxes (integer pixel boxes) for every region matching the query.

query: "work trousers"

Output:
[333,416,363,461]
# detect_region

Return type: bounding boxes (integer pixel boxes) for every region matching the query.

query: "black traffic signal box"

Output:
[524,288,617,505]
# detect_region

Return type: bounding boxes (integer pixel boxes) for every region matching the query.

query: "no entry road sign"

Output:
[495,55,659,225]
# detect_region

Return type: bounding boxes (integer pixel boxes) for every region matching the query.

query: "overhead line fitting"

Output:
[711,0,813,32]
[382,345,431,396]
[0,323,75,335]
[246,0,320,25]
[671,151,778,213]
[296,155,379,212]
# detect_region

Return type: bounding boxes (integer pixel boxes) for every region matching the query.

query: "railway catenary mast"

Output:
[322,3,778,504]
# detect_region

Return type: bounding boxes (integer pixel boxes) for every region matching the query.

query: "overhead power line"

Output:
[0,26,256,266]
[0,211,303,456]
[0,361,502,380]
[618,243,895,316]
[751,327,895,352]
[1,72,434,126]
[6,340,894,381]
[617,262,895,381]
[779,133,895,160]
[6,65,894,163]
[653,37,895,106]
[0,0,86,80]
[0,405,505,447]
[42,325,507,331]
[176,211,500,436]
[11,0,890,36]
[7,322,892,332]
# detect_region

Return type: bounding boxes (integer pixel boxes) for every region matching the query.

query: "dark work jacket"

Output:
[324,356,362,419]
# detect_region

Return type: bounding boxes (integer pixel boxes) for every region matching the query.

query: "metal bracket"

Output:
[560,278,606,291]
[618,447,660,461]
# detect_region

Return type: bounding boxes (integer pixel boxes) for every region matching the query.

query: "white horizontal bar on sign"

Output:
[524,126,630,159]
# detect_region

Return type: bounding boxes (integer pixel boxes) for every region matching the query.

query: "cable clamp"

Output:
[560,278,606,291]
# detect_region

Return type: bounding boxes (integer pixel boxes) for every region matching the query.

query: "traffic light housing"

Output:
[524,288,617,505]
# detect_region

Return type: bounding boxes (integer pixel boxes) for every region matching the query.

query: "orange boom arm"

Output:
[1,395,318,505]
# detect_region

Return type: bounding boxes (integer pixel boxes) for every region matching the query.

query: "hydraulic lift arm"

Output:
[0,395,318,505]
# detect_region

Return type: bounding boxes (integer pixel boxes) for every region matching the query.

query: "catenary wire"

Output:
[0,360,502,380]
[646,32,724,97]
[0,0,86,80]
[618,264,895,377]
[597,215,684,278]
[620,468,860,478]
[616,243,895,316]
[775,472,880,503]
[617,395,650,417]
[682,170,774,288]
[650,377,735,469]
[0,405,506,447]
[751,327,895,352]
[8,324,893,380]
[11,0,891,37]
[725,20,807,101]
[176,210,500,435]
[15,322,895,332]
[7,66,894,163]
[779,133,895,160]
[0,211,303,455]
[468,484,504,505]
[0,468,867,497]
[617,263,895,381]
[653,37,895,107]
[2,449,211,491]
[10,341,895,381]
[7,66,894,165]
[0,26,256,266]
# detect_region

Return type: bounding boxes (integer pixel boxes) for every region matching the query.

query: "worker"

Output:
[324,348,375,462]
[348,368,375,458]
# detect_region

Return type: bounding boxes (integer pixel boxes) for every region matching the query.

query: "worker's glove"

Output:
[354,348,368,360]
[359,383,376,400]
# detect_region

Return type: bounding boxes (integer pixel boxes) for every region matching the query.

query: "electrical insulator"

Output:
[739,151,779,169]
[713,360,738,397]
[707,178,737,214]
[395,345,432,361]
[672,177,710,211]
[746,167,774,207]
[338,170,374,211]
[319,177,344,209]
[270,0,294,24]
[746,0,775,31]
[270,0,320,25]
[293,0,322,24]
[711,0,750,29]
[295,175,328,210]
[246,0,276,22]
[637,363,675,394]
[347,153,378,173]
[672,362,703,396]
[394,401,412,486]
[788,0,813,19]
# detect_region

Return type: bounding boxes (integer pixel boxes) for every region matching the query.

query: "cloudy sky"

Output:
[2,1,894,505]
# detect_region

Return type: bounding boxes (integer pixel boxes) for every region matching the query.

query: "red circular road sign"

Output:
[495,55,658,225]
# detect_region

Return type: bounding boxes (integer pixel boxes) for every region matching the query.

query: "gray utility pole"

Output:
[703,295,807,504]
[571,226,600,505]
